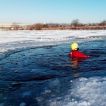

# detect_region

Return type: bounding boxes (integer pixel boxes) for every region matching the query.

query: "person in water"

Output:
[69,42,89,58]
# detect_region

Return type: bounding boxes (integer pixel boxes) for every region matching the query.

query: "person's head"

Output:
[71,42,79,51]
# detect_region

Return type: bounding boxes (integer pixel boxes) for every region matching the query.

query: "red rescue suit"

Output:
[69,50,89,59]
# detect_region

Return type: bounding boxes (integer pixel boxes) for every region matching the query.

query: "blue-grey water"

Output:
[0,37,106,106]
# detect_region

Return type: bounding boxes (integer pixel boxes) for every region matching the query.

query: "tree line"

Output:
[1,20,106,30]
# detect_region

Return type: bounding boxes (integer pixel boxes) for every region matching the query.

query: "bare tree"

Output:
[11,23,20,30]
[71,19,80,26]
[99,20,106,26]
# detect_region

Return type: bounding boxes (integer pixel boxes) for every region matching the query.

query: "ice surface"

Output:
[0,30,106,106]
[0,30,106,53]
[49,77,106,106]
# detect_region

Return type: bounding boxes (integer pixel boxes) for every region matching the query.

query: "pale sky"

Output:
[0,0,106,23]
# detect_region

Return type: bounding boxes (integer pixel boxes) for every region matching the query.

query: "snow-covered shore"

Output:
[0,30,106,43]
[0,30,106,53]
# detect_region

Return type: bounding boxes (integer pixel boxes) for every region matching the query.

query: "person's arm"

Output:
[78,51,89,58]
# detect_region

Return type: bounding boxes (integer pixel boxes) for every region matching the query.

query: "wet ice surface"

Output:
[0,30,106,106]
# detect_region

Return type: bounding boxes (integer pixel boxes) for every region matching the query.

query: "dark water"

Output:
[0,39,106,106]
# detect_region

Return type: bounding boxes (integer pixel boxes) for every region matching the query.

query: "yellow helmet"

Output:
[71,42,78,50]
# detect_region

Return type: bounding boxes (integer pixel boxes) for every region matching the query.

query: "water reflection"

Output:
[70,58,88,78]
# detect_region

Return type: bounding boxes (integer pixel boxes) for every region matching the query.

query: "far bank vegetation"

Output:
[1,20,106,30]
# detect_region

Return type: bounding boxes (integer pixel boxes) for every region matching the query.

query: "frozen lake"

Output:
[0,30,106,106]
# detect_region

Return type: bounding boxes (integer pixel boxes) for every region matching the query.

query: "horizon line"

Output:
[0,21,106,25]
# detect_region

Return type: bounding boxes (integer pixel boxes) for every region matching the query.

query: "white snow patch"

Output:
[49,77,106,106]
[0,30,106,53]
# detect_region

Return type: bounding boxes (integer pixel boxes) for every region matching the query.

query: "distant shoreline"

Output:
[0,23,106,30]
